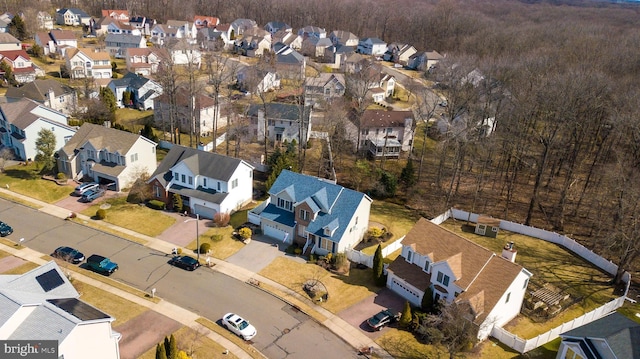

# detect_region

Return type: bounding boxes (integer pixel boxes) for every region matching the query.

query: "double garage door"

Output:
[193,204,216,220]
[263,224,288,242]
[388,276,421,307]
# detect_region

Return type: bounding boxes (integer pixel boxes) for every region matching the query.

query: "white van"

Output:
[73,182,99,196]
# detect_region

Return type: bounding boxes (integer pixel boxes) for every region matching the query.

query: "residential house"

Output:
[407,50,444,71]
[198,25,232,50]
[272,43,305,79]
[193,15,219,29]
[329,30,359,47]
[55,8,91,26]
[0,50,43,83]
[65,48,112,79]
[6,79,77,115]
[108,72,162,110]
[298,25,326,39]
[246,102,311,144]
[0,98,75,161]
[0,16,8,33]
[101,9,129,22]
[153,91,222,137]
[125,47,168,76]
[301,36,332,58]
[105,33,146,58]
[356,110,415,158]
[383,43,417,66]
[0,33,20,51]
[57,122,157,190]
[556,312,640,359]
[34,32,54,55]
[324,44,355,68]
[249,170,372,254]
[47,29,78,56]
[236,66,280,93]
[147,145,254,219]
[166,20,197,41]
[234,34,270,57]
[0,261,121,359]
[386,218,533,340]
[37,11,54,30]
[230,18,257,38]
[304,73,345,107]
[129,16,155,36]
[342,53,369,73]
[371,73,396,100]
[264,21,291,34]
[94,17,140,37]
[164,38,202,66]
[357,37,387,56]
[150,21,196,46]
[272,30,302,50]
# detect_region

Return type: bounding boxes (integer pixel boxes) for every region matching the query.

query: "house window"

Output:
[300,209,309,221]
[154,185,161,198]
[203,178,207,187]
[217,182,221,191]
[174,172,179,181]
[181,174,186,183]
[319,237,333,251]
[355,216,358,224]
[130,153,138,162]
[188,176,193,185]
[232,179,238,189]
[436,272,450,286]
[386,127,392,133]
[406,250,413,263]
[423,260,430,272]
[297,224,306,236]
[505,292,511,303]
[277,198,292,211]
[523,278,529,289]
[492,227,498,232]
[376,129,379,135]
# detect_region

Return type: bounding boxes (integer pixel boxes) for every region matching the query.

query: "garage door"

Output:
[193,204,216,220]
[263,225,288,241]
[389,276,421,306]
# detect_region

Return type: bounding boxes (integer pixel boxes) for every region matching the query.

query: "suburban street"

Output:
[0,198,359,359]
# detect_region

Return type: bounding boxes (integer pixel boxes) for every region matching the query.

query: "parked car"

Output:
[366,309,400,331]
[80,188,105,203]
[52,246,85,264]
[73,182,99,197]
[222,313,257,340]
[0,221,12,237]
[168,255,200,271]
[86,254,118,276]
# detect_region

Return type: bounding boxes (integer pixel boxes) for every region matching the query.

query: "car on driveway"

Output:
[80,188,105,202]
[86,254,118,276]
[0,221,12,237]
[222,313,257,340]
[366,309,400,331]
[52,246,85,264]
[168,255,200,271]
[73,182,99,196]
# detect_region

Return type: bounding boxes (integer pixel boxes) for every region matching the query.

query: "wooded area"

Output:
[13,0,640,280]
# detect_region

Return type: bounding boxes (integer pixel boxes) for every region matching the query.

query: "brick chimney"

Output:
[502,242,517,263]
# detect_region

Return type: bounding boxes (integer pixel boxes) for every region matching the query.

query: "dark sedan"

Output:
[366,309,400,331]
[52,246,85,264]
[168,255,200,271]
[0,221,13,237]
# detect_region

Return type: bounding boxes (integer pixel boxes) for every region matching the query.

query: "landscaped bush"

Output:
[95,209,106,220]
[56,172,65,180]
[199,242,211,254]
[238,227,252,239]
[214,212,230,227]
[368,227,384,238]
[294,247,302,255]
[211,234,223,242]
[147,200,165,210]
[172,193,183,213]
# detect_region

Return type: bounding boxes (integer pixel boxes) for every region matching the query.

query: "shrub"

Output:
[176,248,182,255]
[147,200,165,210]
[214,212,230,227]
[309,254,316,263]
[95,209,106,220]
[368,227,384,238]
[334,252,348,268]
[211,234,223,242]
[199,242,211,254]
[172,193,183,213]
[238,227,252,239]
[325,252,333,263]
[399,301,412,328]
[294,247,302,255]
[56,172,65,180]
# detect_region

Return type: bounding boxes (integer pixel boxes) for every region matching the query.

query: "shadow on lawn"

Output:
[3,166,40,180]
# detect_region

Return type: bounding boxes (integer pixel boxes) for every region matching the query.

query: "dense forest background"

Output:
[9,0,640,279]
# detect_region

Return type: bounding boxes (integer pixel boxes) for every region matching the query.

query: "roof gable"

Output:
[59,122,152,158]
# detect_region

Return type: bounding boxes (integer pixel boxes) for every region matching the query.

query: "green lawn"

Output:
[80,196,176,237]
[185,225,245,260]
[0,163,73,203]
[360,201,421,256]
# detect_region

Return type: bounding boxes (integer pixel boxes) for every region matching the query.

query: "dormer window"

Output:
[436,272,450,286]
[423,260,430,272]
[277,198,292,211]
[406,250,413,263]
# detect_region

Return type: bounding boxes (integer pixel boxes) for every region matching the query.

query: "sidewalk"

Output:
[0,188,393,359]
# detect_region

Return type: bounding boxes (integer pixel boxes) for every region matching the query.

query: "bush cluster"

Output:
[147,200,165,210]
[199,242,211,254]
[95,209,106,220]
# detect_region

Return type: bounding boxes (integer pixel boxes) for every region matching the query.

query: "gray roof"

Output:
[105,33,144,45]
[0,97,72,132]
[59,122,154,158]
[57,8,90,17]
[261,170,371,243]
[360,37,386,44]
[561,312,640,359]
[0,32,19,44]
[6,79,75,102]
[109,71,150,90]
[247,103,310,122]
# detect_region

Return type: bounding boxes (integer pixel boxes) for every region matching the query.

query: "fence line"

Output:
[346,236,404,268]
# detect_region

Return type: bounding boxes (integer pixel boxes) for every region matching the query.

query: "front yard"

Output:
[0,163,73,203]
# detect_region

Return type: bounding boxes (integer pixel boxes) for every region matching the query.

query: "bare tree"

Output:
[203,52,240,152]
[344,59,381,154]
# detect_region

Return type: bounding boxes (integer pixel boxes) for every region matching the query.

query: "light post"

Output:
[184,214,200,261]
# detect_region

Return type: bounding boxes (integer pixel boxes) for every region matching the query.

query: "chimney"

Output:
[502,242,517,263]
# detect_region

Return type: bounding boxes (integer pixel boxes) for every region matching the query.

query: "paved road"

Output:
[0,198,359,359]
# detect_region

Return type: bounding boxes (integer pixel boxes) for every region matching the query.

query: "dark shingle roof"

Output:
[6,79,74,102]
[59,122,151,158]
[561,312,640,359]
[109,72,150,90]
[247,103,310,122]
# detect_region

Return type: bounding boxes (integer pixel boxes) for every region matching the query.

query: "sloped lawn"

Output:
[0,163,73,203]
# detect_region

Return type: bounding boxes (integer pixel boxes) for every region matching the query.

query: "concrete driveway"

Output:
[338,287,406,338]
[156,213,211,248]
[114,310,182,359]
[54,190,122,215]
[225,234,306,273]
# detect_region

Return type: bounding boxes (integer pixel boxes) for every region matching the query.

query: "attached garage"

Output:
[192,204,217,220]
[387,275,422,307]
[263,224,289,242]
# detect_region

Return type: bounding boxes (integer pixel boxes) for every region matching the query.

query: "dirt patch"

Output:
[114,310,182,359]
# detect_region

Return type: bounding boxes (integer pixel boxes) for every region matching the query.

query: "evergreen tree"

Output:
[265,145,298,189]
[399,300,412,328]
[141,123,159,142]
[372,244,385,286]
[34,128,57,172]
[379,170,398,197]
[155,343,167,359]
[167,334,178,359]
[163,337,170,357]
[8,15,27,40]
[400,158,417,189]
[122,91,132,107]
[172,193,183,213]
[0,61,17,86]
[100,87,117,114]
[421,286,435,313]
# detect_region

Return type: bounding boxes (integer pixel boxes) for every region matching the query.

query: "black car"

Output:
[52,246,85,264]
[0,221,13,237]
[366,309,400,331]
[168,255,200,271]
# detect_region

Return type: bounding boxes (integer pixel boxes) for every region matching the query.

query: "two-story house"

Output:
[153,91,222,137]
[264,21,291,35]
[304,73,345,107]
[0,50,43,83]
[249,170,372,254]
[357,37,387,56]
[386,218,533,340]
[383,43,417,66]
[0,32,20,51]
[125,47,168,76]
[246,103,312,145]
[6,79,77,115]
[0,98,75,161]
[230,18,258,39]
[272,43,306,79]
[108,72,162,110]
[101,9,130,22]
[55,8,91,26]
[164,38,202,66]
[329,30,359,47]
[272,30,302,51]
[129,16,155,36]
[193,15,219,29]
[0,261,121,359]
[37,11,54,30]
[57,122,158,191]
[105,33,146,58]
[147,145,254,219]
[150,21,197,46]
[234,35,271,57]
[301,36,332,58]
[298,25,326,39]
[65,48,112,79]
[236,66,280,93]
[358,110,414,157]
[47,29,78,56]
[407,50,444,72]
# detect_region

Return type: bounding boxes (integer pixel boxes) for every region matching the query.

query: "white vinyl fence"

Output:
[346,236,404,268]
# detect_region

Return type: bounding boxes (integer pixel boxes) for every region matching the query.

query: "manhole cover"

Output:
[282,328,290,334]
[100,203,111,209]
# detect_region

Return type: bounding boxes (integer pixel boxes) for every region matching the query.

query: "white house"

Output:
[385,218,533,340]
[0,261,121,359]
[108,72,162,110]
[153,91,222,137]
[147,145,254,219]
[37,11,54,30]
[357,37,387,56]
[6,79,78,115]
[249,170,372,254]
[56,123,158,191]
[0,50,43,83]
[357,110,415,157]
[236,66,280,93]
[0,32,21,51]
[65,48,112,79]
[48,29,78,56]
[104,33,147,58]
[125,47,168,76]
[246,103,312,145]
[55,8,91,26]
[0,98,75,161]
